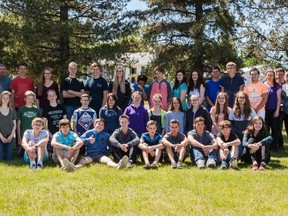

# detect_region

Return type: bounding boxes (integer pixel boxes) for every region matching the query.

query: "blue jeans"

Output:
[191,146,217,162]
[65,105,79,121]
[0,138,14,160]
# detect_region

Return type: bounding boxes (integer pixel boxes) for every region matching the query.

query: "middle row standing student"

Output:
[148,94,166,136]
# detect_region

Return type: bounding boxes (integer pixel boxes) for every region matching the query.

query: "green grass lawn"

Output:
[0,148,288,216]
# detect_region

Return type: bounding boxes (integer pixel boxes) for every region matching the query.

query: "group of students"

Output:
[0,60,285,171]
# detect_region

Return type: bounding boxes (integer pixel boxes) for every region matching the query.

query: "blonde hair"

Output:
[25,90,35,98]
[112,66,125,94]
[0,91,12,108]
[68,62,77,68]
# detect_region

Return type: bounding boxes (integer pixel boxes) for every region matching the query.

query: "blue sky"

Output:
[127,0,147,10]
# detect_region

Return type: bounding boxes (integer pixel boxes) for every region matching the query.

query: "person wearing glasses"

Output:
[108,66,131,111]
[51,119,83,170]
[22,118,49,170]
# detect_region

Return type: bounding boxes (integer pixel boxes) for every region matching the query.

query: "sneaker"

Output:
[220,161,228,170]
[171,162,177,169]
[176,161,183,169]
[229,158,238,169]
[52,153,58,163]
[278,146,285,151]
[29,164,37,171]
[150,163,158,169]
[116,155,128,169]
[259,163,266,171]
[127,162,133,169]
[252,164,259,171]
[207,159,216,168]
[196,159,205,169]
[143,163,150,169]
[36,164,43,170]
[63,158,76,172]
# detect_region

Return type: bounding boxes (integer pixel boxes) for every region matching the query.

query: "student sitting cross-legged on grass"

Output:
[51,119,83,170]
[138,120,164,169]
[162,119,189,169]
[242,116,272,171]
[21,118,49,170]
[187,117,218,169]
[109,115,140,168]
[216,120,240,169]
[63,118,128,172]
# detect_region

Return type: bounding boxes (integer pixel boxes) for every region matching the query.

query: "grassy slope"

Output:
[0,150,287,216]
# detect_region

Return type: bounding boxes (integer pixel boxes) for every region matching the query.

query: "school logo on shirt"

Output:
[23,111,38,118]
[78,112,94,131]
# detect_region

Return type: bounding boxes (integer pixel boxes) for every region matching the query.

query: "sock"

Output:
[37,161,43,166]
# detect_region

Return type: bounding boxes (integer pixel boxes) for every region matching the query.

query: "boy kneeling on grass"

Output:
[22,118,49,170]
[162,119,189,169]
[216,120,240,169]
[63,118,128,172]
[187,117,218,169]
[51,119,83,170]
[138,120,164,169]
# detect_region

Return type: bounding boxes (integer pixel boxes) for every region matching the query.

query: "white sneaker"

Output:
[196,159,205,169]
[116,155,128,169]
[63,158,76,172]
[207,159,216,168]
[230,158,238,169]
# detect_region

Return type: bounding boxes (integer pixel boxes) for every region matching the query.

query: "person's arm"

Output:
[259,131,273,146]
[205,96,214,108]
[109,130,121,148]
[102,90,108,107]
[42,117,53,139]
[72,137,83,150]
[21,134,32,151]
[179,88,187,105]
[126,130,140,147]
[62,90,76,98]
[255,92,268,113]
[199,84,205,105]
[7,119,17,143]
[10,89,15,108]
[239,84,244,91]
[17,119,22,146]
[217,136,241,149]
[188,134,205,148]
[274,88,281,117]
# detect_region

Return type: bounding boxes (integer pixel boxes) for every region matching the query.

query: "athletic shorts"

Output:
[87,152,108,163]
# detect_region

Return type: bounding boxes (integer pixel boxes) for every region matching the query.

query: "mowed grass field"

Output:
[0,148,288,216]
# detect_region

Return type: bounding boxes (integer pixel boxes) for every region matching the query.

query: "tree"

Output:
[0,0,139,79]
[139,0,241,75]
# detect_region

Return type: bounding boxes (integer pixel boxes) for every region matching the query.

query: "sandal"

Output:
[259,164,266,171]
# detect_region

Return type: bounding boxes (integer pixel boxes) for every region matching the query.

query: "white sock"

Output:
[37,161,43,166]
[30,160,36,166]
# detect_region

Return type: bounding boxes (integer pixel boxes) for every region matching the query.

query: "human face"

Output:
[226,65,236,76]
[211,69,220,79]
[60,125,70,135]
[237,94,246,105]
[217,95,226,105]
[1,94,9,105]
[119,118,129,128]
[94,121,105,132]
[147,124,157,137]
[190,96,199,107]
[176,72,184,82]
[0,66,6,77]
[18,65,27,76]
[253,119,263,132]
[221,126,231,137]
[169,123,179,135]
[155,71,163,81]
[25,95,34,106]
[32,122,44,132]
[81,97,90,108]
[195,121,205,133]
[91,66,100,77]
[68,65,77,77]
[153,98,162,108]
[265,71,274,82]
[108,96,115,108]
[191,71,198,82]
[44,70,52,80]
[285,73,288,83]
[47,92,57,102]
[276,71,285,82]
[137,80,145,86]
[172,99,180,110]
[250,70,259,83]
[116,68,124,78]
[132,94,142,106]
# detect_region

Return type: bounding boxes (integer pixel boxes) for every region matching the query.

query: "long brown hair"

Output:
[245,116,265,137]
[37,67,52,97]
[233,91,252,120]
[215,92,229,122]
[106,92,119,112]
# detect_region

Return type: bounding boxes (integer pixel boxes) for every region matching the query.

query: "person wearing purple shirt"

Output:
[124,91,148,137]
[264,69,282,150]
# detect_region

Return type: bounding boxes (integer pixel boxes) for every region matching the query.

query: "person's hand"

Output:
[273,110,279,117]
[89,135,95,144]
[120,144,128,152]
[6,135,13,143]
[249,144,259,153]
[175,144,182,152]
[0,136,8,143]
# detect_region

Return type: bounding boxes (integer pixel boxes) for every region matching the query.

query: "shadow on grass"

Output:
[270,149,288,158]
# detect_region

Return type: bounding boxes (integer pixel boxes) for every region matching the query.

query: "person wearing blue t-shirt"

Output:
[131,74,149,106]
[205,66,221,111]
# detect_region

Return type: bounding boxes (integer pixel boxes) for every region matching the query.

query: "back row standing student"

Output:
[131,74,148,106]
[172,69,188,111]
[85,63,108,116]
[0,63,12,93]
[149,66,172,111]
[10,62,34,110]
[205,66,221,111]
[60,61,85,121]
[108,66,131,111]
[220,62,245,108]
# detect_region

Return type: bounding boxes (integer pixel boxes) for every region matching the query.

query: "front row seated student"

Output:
[21,118,49,170]
[62,118,128,172]
[109,115,140,168]
[162,119,189,169]
[242,116,272,171]
[187,117,218,169]
[51,119,83,170]
[138,120,164,169]
[216,120,240,169]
